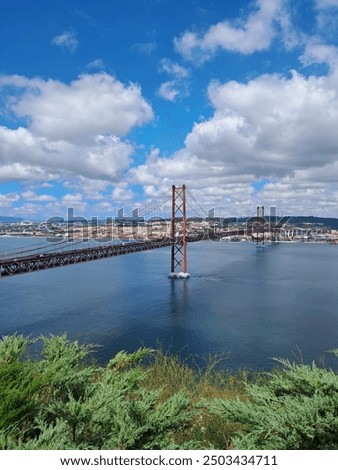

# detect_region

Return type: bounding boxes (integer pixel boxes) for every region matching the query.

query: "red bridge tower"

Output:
[169,184,190,278]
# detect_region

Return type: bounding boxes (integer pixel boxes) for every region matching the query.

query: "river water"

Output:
[1,237,338,371]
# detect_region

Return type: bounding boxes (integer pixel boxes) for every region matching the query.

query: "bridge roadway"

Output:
[0,239,173,277]
[0,235,206,278]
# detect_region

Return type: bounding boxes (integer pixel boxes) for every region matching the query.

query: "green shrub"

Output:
[0,335,197,450]
[1,334,338,450]
[208,358,338,449]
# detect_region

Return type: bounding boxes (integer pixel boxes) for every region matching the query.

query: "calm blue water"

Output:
[1,237,338,371]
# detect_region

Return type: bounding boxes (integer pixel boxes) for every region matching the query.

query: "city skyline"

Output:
[1,0,338,219]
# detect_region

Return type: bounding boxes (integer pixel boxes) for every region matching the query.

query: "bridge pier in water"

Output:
[168,184,190,279]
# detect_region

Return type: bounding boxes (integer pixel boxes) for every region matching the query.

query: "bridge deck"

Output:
[0,239,173,277]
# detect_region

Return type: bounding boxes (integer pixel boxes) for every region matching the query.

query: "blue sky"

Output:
[1,0,338,219]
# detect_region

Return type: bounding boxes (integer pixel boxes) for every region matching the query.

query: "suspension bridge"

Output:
[0,185,286,278]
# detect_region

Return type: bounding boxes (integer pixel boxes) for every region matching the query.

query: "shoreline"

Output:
[0,234,336,244]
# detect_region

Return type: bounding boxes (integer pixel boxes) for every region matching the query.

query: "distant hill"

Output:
[235,215,338,229]
[288,216,338,230]
[0,216,24,223]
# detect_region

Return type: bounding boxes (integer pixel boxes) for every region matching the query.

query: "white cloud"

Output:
[0,162,51,182]
[0,193,20,208]
[174,0,284,62]
[0,126,134,181]
[4,73,153,144]
[0,73,154,183]
[316,0,338,8]
[158,58,190,78]
[130,67,338,216]
[92,201,115,214]
[300,43,338,70]
[21,190,56,202]
[132,41,157,55]
[60,193,88,213]
[52,30,79,53]
[157,81,180,101]
[157,59,191,101]
[258,178,338,216]
[11,202,47,216]
[314,0,338,39]
[204,71,338,176]
[63,177,110,201]
[86,58,105,70]
[111,184,134,203]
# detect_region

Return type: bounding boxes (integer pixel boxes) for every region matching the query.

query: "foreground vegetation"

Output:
[1,334,338,450]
